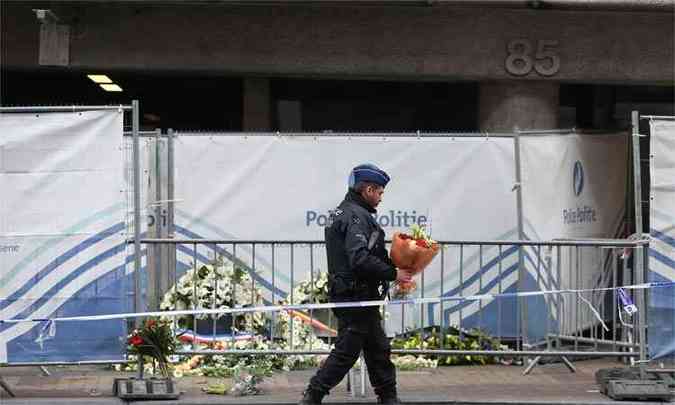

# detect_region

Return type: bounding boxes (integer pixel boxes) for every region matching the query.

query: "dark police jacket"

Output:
[325,189,397,302]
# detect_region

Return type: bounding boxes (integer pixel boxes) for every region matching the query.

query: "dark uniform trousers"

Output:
[309,307,396,397]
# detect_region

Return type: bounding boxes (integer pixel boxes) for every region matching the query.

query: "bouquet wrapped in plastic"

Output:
[390,224,440,297]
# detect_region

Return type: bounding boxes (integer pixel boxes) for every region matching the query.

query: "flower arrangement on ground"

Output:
[161,260,329,379]
[127,258,505,382]
[159,259,266,335]
[126,317,177,378]
[391,326,507,366]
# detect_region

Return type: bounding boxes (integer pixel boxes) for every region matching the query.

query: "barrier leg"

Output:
[522,356,541,375]
[561,356,577,373]
[523,355,576,375]
[0,376,15,397]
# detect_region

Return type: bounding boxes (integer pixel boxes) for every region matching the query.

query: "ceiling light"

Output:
[100,84,123,92]
[87,74,113,84]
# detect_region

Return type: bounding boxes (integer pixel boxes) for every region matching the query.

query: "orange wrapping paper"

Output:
[390,231,440,295]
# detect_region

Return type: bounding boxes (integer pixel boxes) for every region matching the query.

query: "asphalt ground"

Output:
[0,358,670,404]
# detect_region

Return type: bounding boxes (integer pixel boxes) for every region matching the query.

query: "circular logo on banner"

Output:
[573,160,584,197]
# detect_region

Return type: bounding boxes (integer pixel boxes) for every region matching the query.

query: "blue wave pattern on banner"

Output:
[0,203,125,290]
[174,223,556,339]
[0,223,125,313]
[7,267,127,363]
[5,250,148,363]
[174,225,286,299]
[649,228,675,359]
[1,243,126,333]
[2,226,134,363]
[3,219,576,362]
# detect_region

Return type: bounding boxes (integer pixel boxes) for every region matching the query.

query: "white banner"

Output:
[174,135,517,240]
[520,133,628,336]
[648,118,675,359]
[173,134,520,335]
[649,119,675,283]
[521,134,627,240]
[0,110,126,363]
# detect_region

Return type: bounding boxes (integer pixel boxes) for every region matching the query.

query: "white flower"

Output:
[177,283,192,296]
[197,286,211,299]
[178,273,193,285]
[214,265,228,277]
[160,295,174,310]
[216,282,230,294]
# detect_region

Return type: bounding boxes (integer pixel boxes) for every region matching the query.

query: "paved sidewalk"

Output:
[0,358,670,404]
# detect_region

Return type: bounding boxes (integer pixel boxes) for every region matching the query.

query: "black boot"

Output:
[298,388,325,405]
[377,392,401,405]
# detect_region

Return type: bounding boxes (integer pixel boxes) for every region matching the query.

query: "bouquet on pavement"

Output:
[390,224,440,298]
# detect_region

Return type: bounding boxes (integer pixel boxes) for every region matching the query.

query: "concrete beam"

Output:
[3,4,673,84]
[43,0,675,13]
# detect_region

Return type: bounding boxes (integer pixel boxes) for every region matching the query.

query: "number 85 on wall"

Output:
[505,39,561,77]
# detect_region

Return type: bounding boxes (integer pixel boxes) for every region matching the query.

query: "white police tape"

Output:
[1,281,671,326]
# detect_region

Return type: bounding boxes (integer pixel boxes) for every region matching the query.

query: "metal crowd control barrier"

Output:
[0,103,141,398]
[140,237,649,380]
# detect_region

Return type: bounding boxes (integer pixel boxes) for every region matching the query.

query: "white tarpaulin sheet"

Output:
[171,132,629,338]
[648,118,675,359]
[0,110,126,363]
[173,134,520,336]
[520,133,628,337]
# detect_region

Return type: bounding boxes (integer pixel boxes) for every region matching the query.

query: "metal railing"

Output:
[139,237,649,376]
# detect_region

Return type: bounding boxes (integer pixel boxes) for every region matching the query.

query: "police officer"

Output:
[299,164,414,405]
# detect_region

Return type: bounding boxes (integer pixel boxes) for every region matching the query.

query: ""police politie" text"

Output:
[306,210,429,228]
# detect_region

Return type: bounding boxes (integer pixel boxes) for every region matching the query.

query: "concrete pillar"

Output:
[277,99,303,132]
[243,77,271,131]
[479,81,559,132]
[592,86,613,129]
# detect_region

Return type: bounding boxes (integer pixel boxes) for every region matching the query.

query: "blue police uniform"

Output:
[300,164,400,405]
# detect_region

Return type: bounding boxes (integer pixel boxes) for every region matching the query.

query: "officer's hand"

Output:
[396,268,414,283]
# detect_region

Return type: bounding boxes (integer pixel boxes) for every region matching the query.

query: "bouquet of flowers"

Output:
[127,318,177,378]
[159,260,266,335]
[390,224,440,297]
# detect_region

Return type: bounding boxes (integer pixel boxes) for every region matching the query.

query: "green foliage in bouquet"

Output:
[127,318,177,378]
[391,326,506,366]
